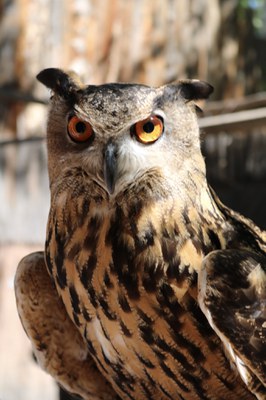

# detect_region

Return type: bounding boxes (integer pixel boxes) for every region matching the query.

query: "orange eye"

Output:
[67,116,93,142]
[133,115,164,144]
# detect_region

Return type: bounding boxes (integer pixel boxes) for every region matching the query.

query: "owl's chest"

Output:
[47,204,218,398]
[46,194,230,399]
[54,200,203,321]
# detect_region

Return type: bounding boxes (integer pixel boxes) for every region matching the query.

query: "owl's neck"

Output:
[112,176,228,265]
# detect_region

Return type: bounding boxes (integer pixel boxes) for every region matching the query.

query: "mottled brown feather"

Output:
[15,252,118,400]
[199,249,266,399]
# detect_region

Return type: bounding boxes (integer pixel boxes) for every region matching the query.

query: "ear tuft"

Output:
[36,68,80,99]
[178,80,214,101]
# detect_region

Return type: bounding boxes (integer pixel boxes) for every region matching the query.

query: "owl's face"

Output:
[38,69,213,197]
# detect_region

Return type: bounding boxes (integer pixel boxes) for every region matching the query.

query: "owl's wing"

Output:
[198,249,266,398]
[15,252,117,400]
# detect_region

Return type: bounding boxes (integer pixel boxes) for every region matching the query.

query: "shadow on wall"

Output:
[203,129,266,230]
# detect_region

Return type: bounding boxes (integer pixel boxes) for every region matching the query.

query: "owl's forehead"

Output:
[75,83,163,130]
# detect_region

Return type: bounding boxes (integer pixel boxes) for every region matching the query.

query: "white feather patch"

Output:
[91,317,116,363]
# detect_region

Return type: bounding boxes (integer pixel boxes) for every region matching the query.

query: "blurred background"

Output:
[0,0,266,399]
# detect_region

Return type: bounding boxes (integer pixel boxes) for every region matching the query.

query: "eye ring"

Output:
[67,116,94,142]
[132,115,164,144]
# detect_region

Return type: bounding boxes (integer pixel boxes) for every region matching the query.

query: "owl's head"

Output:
[37,68,213,197]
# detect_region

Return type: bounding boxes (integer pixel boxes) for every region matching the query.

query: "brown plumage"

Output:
[15,68,266,400]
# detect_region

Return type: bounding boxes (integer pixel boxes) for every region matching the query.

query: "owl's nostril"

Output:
[104,141,118,194]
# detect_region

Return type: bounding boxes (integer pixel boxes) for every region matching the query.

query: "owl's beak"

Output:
[104,141,118,194]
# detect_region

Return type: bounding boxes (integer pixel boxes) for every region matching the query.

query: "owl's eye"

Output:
[133,115,164,144]
[67,116,93,142]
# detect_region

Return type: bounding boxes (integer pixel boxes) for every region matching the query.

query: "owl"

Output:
[15,68,265,400]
